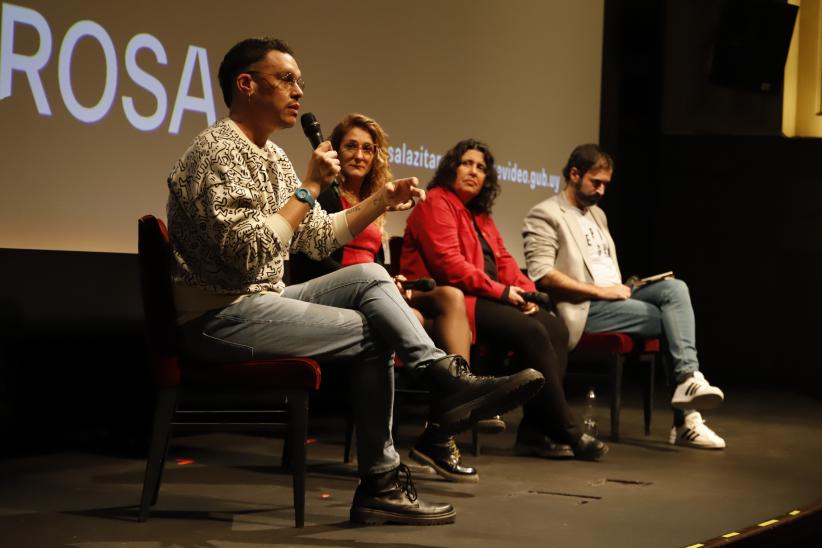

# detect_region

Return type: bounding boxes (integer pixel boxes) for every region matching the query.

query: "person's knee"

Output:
[432,285,466,312]
[662,279,690,300]
[348,262,392,283]
[516,318,552,349]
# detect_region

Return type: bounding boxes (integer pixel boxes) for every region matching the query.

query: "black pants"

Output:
[474,298,581,444]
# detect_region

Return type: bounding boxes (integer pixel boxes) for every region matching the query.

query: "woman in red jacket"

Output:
[402,139,608,460]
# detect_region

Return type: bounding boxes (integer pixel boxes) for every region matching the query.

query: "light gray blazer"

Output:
[522,191,621,349]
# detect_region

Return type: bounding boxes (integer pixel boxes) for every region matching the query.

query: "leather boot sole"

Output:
[474,416,506,435]
[350,506,457,525]
[513,442,574,459]
[409,448,480,483]
[435,369,545,436]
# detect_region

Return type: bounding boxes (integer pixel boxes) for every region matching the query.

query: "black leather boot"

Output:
[419,355,545,435]
[350,464,456,525]
[571,433,609,461]
[410,425,479,483]
[513,422,574,459]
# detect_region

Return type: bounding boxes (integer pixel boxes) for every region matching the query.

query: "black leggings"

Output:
[474,298,580,443]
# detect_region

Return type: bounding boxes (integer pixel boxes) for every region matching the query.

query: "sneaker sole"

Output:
[350,506,457,525]
[671,393,724,410]
[409,448,480,483]
[436,369,545,436]
[669,439,725,450]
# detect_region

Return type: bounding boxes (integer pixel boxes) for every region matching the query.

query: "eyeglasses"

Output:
[460,159,487,173]
[341,141,378,157]
[247,70,306,91]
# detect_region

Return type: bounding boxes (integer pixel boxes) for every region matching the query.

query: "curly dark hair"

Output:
[217,37,294,108]
[562,143,614,182]
[428,139,499,214]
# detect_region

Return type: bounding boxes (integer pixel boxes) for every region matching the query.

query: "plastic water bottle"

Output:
[583,387,598,437]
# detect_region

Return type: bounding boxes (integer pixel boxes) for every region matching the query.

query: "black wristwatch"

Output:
[294,187,316,209]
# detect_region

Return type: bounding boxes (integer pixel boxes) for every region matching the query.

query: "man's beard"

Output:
[574,183,601,207]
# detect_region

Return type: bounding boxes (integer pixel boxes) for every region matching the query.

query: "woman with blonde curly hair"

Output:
[291,113,484,483]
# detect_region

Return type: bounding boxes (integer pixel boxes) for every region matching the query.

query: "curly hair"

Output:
[428,139,499,214]
[217,37,294,108]
[329,113,392,229]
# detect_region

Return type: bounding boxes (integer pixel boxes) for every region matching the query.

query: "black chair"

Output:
[137,214,321,528]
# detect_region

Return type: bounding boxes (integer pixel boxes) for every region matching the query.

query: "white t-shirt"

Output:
[571,208,620,286]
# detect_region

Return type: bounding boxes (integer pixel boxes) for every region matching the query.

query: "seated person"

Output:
[522,143,726,449]
[291,113,487,483]
[401,139,608,460]
[167,38,546,526]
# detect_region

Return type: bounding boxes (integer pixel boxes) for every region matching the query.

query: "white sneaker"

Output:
[668,412,726,449]
[671,371,724,410]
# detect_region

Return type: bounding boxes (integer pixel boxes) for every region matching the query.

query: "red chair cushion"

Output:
[576,332,661,354]
[575,332,631,353]
[181,357,322,390]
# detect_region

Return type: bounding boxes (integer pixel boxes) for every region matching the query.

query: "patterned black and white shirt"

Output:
[167,118,350,322]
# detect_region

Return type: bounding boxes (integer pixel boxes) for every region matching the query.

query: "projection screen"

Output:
[0,0,604,265]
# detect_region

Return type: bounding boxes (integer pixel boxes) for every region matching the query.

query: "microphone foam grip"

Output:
[300,112,323,148]
[521,291,550,306]
[401,278,436,291]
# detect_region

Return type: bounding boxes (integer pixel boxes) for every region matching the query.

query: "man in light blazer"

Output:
[522,144,727,450]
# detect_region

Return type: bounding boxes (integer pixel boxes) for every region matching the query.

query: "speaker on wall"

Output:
[710,0,798,93]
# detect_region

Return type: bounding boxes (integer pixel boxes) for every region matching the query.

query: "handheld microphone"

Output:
[300,112,324,148]
[521,291,550,307]
[400,278,436,291]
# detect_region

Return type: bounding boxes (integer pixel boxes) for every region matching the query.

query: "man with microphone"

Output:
[166,37,545,526]
[522,144,727,450]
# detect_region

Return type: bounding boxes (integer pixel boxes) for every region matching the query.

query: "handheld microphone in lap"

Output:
[400,278,436,291]
[521,291,550,307]
[300,112,324,148]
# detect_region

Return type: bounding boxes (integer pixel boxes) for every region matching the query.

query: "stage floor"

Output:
[1,386,820,547]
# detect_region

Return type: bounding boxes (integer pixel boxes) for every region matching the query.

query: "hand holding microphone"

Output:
[520,291,550,307]
[300,113,339,191]
[398,277,436,291]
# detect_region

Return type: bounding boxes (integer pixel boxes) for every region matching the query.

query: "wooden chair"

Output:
[137,215,321,528]
[570,332,661,442]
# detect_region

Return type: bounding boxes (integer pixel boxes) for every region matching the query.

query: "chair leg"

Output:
[640,354,656,436]
[472,428,481,457]
[139,386,178,522]
[609,354,624,442]
[288,391,308,528]
[343,415,355,464]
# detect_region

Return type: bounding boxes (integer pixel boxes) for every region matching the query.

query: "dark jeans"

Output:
[474,299,581,444]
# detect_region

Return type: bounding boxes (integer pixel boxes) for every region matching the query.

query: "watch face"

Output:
[296,188,314,206]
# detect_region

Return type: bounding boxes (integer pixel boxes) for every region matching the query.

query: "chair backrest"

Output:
[138,215,182,386]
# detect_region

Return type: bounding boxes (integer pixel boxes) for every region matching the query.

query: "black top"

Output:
[473,217,498,281]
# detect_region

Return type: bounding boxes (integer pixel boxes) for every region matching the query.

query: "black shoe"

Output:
[571,433,609,461]
[350,464,456,525]
[474,415,506,435]
[410,426,479,483]
[420,355,545,435]
[513,424,574,459]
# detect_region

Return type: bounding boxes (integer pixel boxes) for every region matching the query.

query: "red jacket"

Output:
[401,186,535,342]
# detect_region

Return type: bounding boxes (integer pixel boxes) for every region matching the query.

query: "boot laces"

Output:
[446,437,462,461]
[395,463,418,502]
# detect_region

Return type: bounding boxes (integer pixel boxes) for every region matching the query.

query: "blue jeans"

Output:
[179,262,445,476]
[585,279,701,424]
[585,279,699,382]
